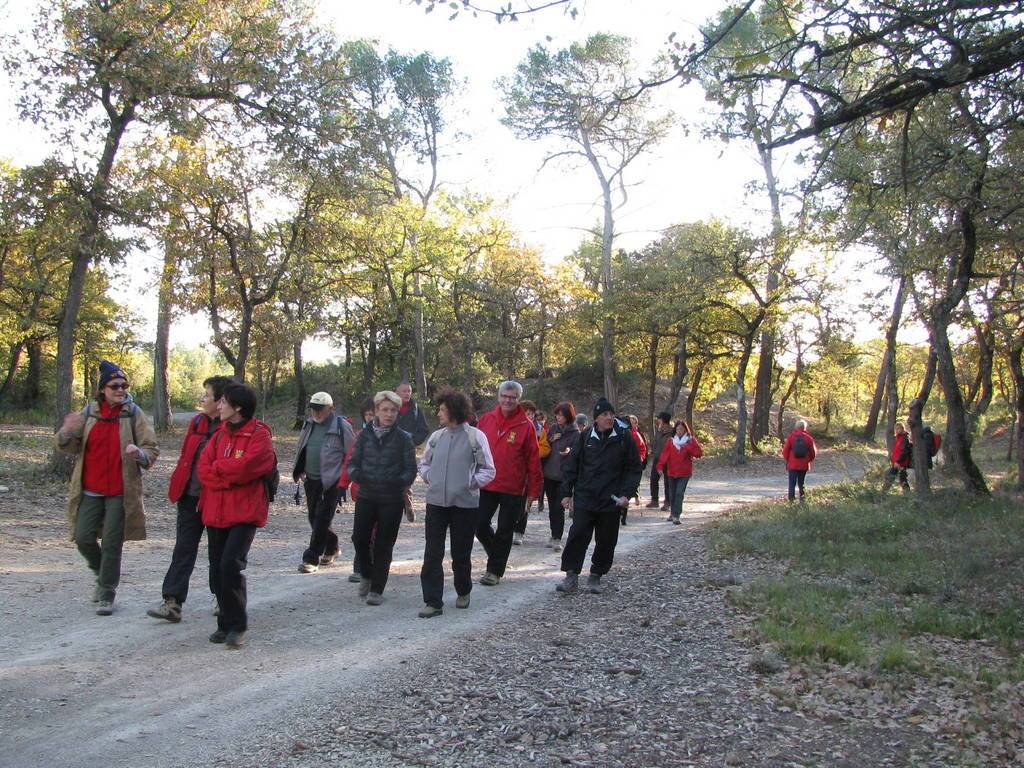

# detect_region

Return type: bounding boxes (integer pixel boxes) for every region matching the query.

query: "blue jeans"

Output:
[788,469,808,501]
[669,476,690,519]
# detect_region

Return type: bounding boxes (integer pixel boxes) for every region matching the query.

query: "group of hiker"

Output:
[55,358,840,649]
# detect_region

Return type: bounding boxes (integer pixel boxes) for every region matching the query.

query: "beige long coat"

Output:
[55,397,159,541]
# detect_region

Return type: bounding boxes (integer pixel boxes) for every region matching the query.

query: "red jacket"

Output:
[630,427,648,464]
[890,433,911,468]
[477,404,543,498]
[81,401,125,496]
[782,429,817,470]
[655,436,704,478]
[168,413,218,503]
[198,419,276,529]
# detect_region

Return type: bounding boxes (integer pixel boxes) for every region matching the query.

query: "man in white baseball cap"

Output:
[293,391,355,573]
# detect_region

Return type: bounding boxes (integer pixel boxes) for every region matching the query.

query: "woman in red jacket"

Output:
[782,419,817,502]
[882,422,912,493]
[655,420,703,524]
[198,383,276,649]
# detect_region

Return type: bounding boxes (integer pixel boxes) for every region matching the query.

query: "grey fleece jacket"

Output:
[418,424,496,509]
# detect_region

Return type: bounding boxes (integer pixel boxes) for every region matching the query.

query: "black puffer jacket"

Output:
[561,419,642,513]
[347,424,416,500]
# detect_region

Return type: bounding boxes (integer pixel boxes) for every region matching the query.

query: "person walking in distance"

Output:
[646,411,674,511]
[623,414,648,523]
[475,381,543,586]
[395,381,430,523]
[198,383,276,649]
[655,420,704,524]
[542,401,580,552]
[293,391,356,573]
[782,419,817,502]
[347,390,417,605]
[416,388,496,618]
[148,375,233,623]
[882,422,912,493]
[556,398,642,595]
[56,360,159,616]
[512,399,550,545]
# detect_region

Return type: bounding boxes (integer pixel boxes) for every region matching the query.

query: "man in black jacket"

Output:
[396,381,430,521]
[556,397,642,595]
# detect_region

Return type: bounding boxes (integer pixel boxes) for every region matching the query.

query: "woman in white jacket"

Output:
[417,388,496,618]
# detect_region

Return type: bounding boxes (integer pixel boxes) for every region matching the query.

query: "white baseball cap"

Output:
[309,392,333,407]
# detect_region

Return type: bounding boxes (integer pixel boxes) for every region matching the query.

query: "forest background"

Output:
[0,0,1021,494]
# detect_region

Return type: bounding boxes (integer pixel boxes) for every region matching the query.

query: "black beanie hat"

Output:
[99,360,128,389]
[593,397,615,420]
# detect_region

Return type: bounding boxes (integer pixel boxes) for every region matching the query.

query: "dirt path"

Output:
[0,444,866,768]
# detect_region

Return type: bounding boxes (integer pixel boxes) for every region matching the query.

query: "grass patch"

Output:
[708,480,1024,672]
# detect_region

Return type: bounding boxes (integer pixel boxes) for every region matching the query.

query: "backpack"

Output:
[923,427,940,458]
[792,433,810,459]
[261,424,281,502]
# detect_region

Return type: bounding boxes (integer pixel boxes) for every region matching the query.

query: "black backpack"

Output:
[922,427,939,458]
[792,433,810,459]
[261,424,281,502]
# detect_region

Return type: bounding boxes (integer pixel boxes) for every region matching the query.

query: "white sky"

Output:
[0,0,914,360]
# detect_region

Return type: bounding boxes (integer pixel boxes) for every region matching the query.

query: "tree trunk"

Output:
[908,349,938,494]
[964,318,994,442]
[733,335,756,463]
[864,274,907,440]
[666,326,688,413]
[25,340,43,405]
[51,112,133,476]
[293,341,307,429]
[152,244,174,432]
[0,340,25,408]
[646,329,659,426]
[928,208,988,494]
[776,348,803,441]
[884,360,899,455]
[412,265,427,396]
[1005,338,1023,490]
[685,362,705,427]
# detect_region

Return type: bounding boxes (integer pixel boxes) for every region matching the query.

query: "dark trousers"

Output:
[669,476,691,518]
[476,489,523,577]
[787,469,809,501]
[352,495,404,593]
[650,468,662,503]
[543,477,565,539]
[882,466,909,492]
[560,505,622,576]
[161,494,208,603]
[513,494,529,535]
[74,495,125,602]
[421,503,477,608]
[303,478,341,565]
[208,524,257,633]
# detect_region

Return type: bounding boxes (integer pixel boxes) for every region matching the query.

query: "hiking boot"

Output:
[298,562,319,574]
[225,630,246,649]
[672,516,681,525]
[95,599,114,616]
[660,503,670,512]
[209,629,228,644]
[358,578,372,598]
[319,553,338,567]
[418,604,443,618]
[555,572,578,594]
[645,499,659,509]
[479,572,500,587]
[366,592,383,606]
[147,597,182,623]
[455,594,470,609]
[348,571,362,583]
[586,574,604,594]
[512,532,523,546]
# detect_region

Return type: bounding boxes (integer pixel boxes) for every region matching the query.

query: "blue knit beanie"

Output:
[98,360,128,389]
